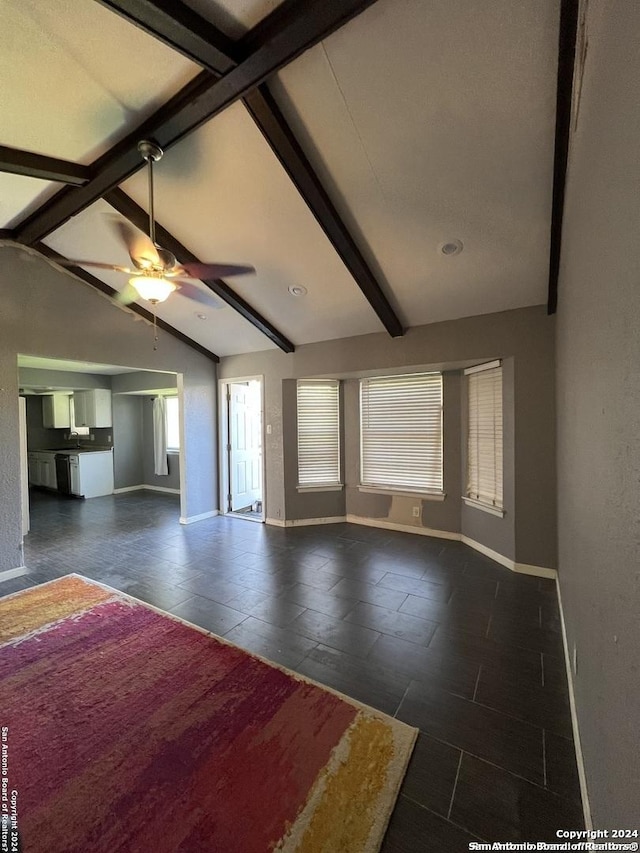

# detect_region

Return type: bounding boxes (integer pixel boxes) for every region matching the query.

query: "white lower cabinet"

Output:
[28,452,57,489]
[69,452,114,498]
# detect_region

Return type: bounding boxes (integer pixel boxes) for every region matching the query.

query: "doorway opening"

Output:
[220,378,264,522]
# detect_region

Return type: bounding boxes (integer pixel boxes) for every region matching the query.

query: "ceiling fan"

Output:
[57,140,255,307]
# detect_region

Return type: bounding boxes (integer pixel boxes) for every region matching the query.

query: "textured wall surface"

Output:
[220,305,555,566]
[0,247,217,570]
[555,0,640,824]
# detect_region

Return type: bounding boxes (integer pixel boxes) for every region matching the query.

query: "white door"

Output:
[229,382,262,511]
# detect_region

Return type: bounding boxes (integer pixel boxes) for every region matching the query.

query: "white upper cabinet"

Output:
[73,389,112,428]
[42,394,71,428]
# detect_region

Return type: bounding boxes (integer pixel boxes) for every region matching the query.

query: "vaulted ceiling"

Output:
[0,0,576,362]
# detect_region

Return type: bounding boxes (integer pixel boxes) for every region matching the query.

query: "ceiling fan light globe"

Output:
[129,276,176,303]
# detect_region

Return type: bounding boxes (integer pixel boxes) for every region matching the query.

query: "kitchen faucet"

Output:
[70,431,81,448]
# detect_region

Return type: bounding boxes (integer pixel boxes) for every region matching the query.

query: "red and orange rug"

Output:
[0,575,416,852]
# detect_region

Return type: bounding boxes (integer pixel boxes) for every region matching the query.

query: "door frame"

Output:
[218,375,265,522]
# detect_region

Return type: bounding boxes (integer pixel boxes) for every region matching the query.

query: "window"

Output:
[360,373,443,494]
[69,397,90,436]
[465,362,503,512]
[297,380,341,489]
[165,397,180,451]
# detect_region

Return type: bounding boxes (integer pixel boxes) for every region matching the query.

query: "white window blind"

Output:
[297,380,341,487]
[360,373,443,493]
[466,366,503,508]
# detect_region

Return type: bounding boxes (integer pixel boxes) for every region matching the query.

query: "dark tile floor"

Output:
[8,490,584,850]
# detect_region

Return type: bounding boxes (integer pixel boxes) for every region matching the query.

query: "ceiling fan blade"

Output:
[176,262,255,280]
[175,281,223,308]
[55,259,134,273]
[105,215,160,268]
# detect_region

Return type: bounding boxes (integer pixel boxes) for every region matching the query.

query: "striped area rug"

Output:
[0,575,417,852]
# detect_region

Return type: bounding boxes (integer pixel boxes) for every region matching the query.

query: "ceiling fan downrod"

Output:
[137,140,163,250]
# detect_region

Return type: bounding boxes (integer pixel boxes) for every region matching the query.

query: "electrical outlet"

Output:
[572,643,578,675]
[266,424,272,435]
[107,435,112,443]
[412,506,420,518]
[90,434,95,441]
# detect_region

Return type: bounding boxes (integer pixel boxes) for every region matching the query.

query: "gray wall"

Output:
[0,246,217,570]
[112,395,144,489]
[19,368,110,390]
[555,0,640,824]
[220,305,555,567]
[111,371,177,394]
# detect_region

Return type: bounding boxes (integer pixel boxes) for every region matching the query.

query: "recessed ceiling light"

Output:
[288,285,307,296]
[439,239,463,256]
[195,312,207,320]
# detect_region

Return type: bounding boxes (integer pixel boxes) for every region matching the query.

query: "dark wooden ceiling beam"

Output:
[15,0,380,247]
[547,0,580,314]
[36,242,220,362]
[90,0,403,336]
[245,86,403,337]
[105,188,295,353]
[94,0,239,74]
[0,145,90,186]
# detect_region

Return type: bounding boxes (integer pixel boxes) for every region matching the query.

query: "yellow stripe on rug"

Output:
[0,575,113,644]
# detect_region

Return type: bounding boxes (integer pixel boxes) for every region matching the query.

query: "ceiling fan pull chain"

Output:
[148,155,156,248]
[153,306,158,351]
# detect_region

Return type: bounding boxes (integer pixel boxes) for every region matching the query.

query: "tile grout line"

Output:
[472,665,482,702]
[541,652,545,687]
[484,613,493,639]
[539,605,543,629]
[393,682,411,719]
[494,580,500,600]
[542,729,548,788]
[447,751,464,820]
[399,793,487,843]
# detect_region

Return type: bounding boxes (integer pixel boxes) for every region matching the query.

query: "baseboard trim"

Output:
[0,566,28,583]
[556,579,593,829]
[346,514,459,541]
[113,485,180,495]
[179,510,219,525]
[266,516,346,528]
[460,536,558,579]
[264,513,557,578]
[513,561,557,580]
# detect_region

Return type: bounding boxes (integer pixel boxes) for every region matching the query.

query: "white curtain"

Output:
[153,396,169,476]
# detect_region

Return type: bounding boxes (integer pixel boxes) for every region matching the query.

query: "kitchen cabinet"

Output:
[69,451,114,498]
[27,451,57,489]
[73,389,112,428]
[42,394,71,428]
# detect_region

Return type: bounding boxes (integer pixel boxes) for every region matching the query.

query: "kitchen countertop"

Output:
[31,447,114,455]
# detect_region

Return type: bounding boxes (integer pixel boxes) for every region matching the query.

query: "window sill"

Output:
[358,486,445,501]
[462,496,505,517]
[297,484,344,493]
